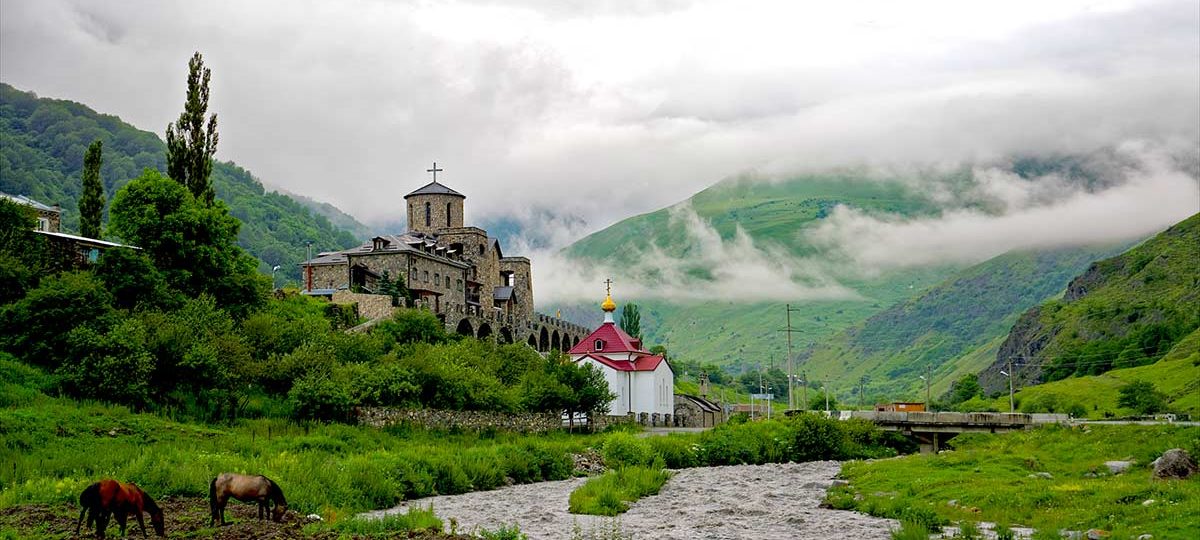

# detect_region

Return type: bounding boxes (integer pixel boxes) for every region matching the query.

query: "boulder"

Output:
[1086,529,1110,539]
[1104,460,1133,475]
[1151,448,1198,480]
[1027,472,1053,479]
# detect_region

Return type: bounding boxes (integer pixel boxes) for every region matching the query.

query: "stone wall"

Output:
[407,194,464,235]
[303,264,348,290]
[357,407,561,433]
[499,257,534,320]
[331,291,397,321]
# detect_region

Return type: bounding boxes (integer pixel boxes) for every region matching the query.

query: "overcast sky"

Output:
[2,0,1197,242]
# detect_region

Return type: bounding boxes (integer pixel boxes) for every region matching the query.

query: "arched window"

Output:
[594,339,605,351]
[424,202,431,227]
[446,202,452,227]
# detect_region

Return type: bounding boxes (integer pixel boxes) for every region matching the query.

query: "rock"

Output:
[1086,529,1110,539]
[1082,472,1098,478]
[305,513,322,522]
[831,479,849,488]
[1027,472,1053,479]
[1136,535,1153,540]
[1104,460,1134,475]
[1141,499,1155,506]
[1152,448,1198,480]
[947,499,958,507]
[1061,530,1083,540]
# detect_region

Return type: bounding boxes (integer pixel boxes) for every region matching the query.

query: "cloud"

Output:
[524,204,859,303]
[806,142,1200,271]
[1,0,1196,238]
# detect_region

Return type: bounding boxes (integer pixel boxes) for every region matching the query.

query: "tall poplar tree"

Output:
[166,51,219,205]
[620,303,642,340]
[78,139,105,238]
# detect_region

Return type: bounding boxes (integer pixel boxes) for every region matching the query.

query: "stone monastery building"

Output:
[299,174,587,350]
[569,291,676,421]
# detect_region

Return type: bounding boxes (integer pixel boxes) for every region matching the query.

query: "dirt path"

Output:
[364,461,897,539]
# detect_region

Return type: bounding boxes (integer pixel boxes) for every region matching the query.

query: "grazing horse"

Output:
[77,479,165,538]
[209,473,288,526]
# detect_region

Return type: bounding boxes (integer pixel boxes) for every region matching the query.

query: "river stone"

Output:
[1027,472,1053,479]
[1152,448,1197,480]
[1086,529,1110,539]
[1104,460,1133,475]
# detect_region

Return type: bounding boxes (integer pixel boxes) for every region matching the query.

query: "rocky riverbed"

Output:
[364,461,897,539]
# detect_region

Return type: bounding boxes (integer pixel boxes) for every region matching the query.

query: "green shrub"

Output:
[890,521,931,540]
[478,524,528,540]
[602,432,655,468]
[645,435,699,469]
[568,466,671,516]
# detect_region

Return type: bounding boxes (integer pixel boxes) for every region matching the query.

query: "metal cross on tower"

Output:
[604,278,614,296]
[426,162,444,182]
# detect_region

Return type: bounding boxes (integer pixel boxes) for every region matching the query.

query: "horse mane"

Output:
[267,478,287,506]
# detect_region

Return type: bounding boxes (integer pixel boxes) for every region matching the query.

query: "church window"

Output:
[446,203,452,227]
[594,339,604,351]
[478,244,485,256]
[456,279,463,291]
[424,270,429,282]
[425,202,431,227]
[435,273,441,286]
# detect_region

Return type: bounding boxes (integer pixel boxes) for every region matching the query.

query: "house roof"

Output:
[33,230,136,249]
[305,233,468,268]
[578,353,667,372]
[404,181,465,199]
[1,192,58,212]
[568,322,643,355]
[493,286,514,301]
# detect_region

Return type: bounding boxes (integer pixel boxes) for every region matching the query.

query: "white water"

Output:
[363,461,897,539]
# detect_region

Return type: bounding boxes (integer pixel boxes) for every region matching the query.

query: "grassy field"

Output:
[830,425,1200,539]
[990,329,1200,418]
[567,467,671,516]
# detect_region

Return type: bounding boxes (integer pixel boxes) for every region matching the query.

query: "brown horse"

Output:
[76,479,165,538]
[209,473,288,526]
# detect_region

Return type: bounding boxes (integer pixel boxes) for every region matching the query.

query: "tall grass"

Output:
[0,394,591,516]
[568,466,671,516]
[318,505,442,536]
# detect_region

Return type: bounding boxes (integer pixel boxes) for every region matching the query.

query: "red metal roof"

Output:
[577,353,666,372]
[568,322,643,355]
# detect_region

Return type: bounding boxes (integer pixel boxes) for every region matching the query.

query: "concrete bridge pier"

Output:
[908,431,959,454]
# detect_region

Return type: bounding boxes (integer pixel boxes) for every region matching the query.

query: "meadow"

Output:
[828,424,1200,539]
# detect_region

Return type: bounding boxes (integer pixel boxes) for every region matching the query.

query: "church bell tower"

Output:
[405,162,465,234]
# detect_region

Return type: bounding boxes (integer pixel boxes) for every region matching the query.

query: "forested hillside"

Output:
[0,83,361,284]
[979,213,1200,395]
[794,245,1130,401]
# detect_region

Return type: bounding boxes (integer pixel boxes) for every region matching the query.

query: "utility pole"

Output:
[786,304,794,410]
[1006,358,1015,413]
[925,364,931,410]
[858,375,868,410]
[801,371,808,413]
[823,380,830,413]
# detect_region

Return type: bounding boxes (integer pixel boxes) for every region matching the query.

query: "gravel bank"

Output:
[364,461,897,539]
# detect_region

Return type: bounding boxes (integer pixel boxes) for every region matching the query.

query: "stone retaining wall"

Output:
[357,407,561,433]
[332,291,397,321]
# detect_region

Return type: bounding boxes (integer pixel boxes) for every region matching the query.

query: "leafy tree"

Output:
[57,318,154,408]
[374,309,452,350]
[619,303,641,340]
[1117,380,1168,415]
[946,374,982,405]
[0,198,48,301]
[378,270,413,307]
[809,390,839,411]
[78,139,105,238]
[109,168,266,315]
[165,52,218,205]
[0,271,115,368]
[93,248,177,310]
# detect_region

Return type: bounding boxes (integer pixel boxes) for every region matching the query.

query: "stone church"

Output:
[299,172,587,350]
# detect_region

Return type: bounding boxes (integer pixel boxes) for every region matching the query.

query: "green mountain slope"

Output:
[0,83,361,284]
[792,245,1130,401]
[991,328,1200,417]
[554,173,958,372]
[979,213,1200,395]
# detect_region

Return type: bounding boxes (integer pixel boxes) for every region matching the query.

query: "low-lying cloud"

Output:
[808,142,1200,272]
[526,204,859,304]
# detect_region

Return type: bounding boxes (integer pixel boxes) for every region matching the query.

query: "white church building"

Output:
[568,291,675,421]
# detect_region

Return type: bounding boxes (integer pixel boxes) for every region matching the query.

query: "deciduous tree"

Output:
[619,303,641,340]
[166,52,219,205]
[78,139,105,238]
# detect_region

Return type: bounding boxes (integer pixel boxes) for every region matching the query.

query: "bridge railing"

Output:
[846,410,1069,425]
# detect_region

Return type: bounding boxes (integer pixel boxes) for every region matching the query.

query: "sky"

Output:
[2,0,1197,236]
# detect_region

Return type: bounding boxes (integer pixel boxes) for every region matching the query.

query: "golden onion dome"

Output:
[601,294,617,312]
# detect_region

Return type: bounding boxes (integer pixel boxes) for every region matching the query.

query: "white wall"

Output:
[574,354,674,417]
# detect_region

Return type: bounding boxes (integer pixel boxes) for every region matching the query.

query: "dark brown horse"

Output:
[76,479,165,538]
[209,473,288,526]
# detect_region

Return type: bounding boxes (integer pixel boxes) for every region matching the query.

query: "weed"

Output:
[890,521,931,540]
[568,466,671,516]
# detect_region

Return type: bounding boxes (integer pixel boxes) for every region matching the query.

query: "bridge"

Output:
[841,411,1069,453]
